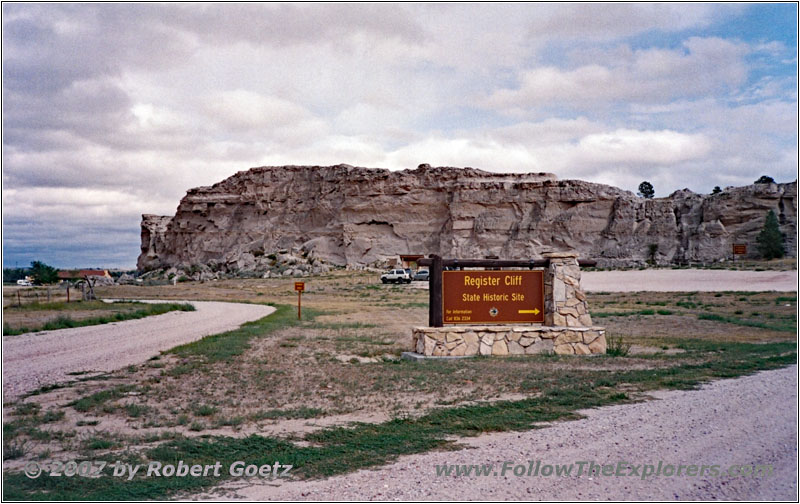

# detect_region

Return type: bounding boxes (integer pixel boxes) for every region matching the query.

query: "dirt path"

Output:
[582,269,797,292]
[212,365,797,501]
[2,301,274,401]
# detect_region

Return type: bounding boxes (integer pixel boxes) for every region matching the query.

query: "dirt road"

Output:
[582,269,797,292]
[217,365,797,501]
[2,301,274,401]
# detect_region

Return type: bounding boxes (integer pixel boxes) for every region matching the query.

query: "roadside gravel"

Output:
[2,301,274,401]
[213,365,797,501]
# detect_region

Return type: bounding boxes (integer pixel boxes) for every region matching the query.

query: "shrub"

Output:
[193,404,218,417]
[606,336,631,357]
[647,244,658,265]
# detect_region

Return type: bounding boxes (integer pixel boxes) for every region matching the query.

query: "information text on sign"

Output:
[294,282,305,292]
[442,271,544,324]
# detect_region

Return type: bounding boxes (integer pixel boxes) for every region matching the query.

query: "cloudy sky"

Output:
[2,3,797,268]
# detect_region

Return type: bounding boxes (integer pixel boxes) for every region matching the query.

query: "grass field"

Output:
[2,271,796,500]
[2,301,195,335]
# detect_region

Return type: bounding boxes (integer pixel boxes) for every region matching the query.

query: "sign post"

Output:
[732,244,746,262]
[429,255,443,327]
[294,281,305,320]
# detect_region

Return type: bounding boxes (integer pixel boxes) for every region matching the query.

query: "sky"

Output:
[2,3,798,269]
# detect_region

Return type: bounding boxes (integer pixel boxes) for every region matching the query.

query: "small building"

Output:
[399,254,425,269]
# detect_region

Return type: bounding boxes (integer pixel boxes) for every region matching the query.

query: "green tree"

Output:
[3,268,29,283]
[754,175,775,184]
[637,181,655,199]
[711,186,722,194]
[30,261,59,284]
[756,210,785,260]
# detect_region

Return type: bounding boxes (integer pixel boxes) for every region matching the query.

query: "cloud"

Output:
[1,3,796,268]
[572,129,712,166]
[487,37,753,115]
[202,90,328,146]
[526,3,737,40]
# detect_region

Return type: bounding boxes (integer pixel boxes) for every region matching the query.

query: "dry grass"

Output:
[3,271,796,475]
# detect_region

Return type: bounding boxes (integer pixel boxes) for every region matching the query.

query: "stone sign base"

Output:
[412,325,606,357]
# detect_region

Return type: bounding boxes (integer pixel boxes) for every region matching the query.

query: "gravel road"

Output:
[215,365,797,501]
[2,301,274,401]
[581,269,797,292]
[410,269,798,292]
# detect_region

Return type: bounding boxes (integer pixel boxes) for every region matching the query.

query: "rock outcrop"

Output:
[138,164,796,272]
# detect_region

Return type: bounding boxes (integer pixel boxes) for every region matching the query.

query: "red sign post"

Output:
[294,282,305,320]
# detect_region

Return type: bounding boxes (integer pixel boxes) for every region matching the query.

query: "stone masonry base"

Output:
[412,325,607,357]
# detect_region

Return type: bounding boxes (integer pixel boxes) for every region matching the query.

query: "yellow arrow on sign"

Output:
[518,308,540,315]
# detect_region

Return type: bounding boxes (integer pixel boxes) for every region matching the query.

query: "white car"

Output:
[380,269,411,284]
[16,279,32,286]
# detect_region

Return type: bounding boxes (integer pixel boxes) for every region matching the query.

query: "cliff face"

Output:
[138,164,797,271]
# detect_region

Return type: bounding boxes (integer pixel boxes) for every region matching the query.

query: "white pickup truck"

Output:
[380,269,411,284]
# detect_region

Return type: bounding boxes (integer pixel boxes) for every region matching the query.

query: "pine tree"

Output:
[638,181,654,199]
[756,210,785,259]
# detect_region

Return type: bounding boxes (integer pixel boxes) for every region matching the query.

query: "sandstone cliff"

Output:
[138,164,796,272]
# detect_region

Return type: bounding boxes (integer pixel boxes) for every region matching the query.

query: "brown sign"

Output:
[733,244,747,255]
[294,282,305,292]
[442,270,544,324]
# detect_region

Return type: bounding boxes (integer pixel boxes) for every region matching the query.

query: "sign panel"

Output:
[732,244,747,255]
[442,270,544,324]
[294,282,305,292]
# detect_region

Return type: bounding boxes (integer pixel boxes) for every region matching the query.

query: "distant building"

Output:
[399,255,424,269]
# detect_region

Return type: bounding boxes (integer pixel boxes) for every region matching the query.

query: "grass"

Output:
[3,440,27,461]
[125,404,150,418]
[312,322,378,330]
[84,437,115,451]
[169,304,320,364]
[69,385,136,413]
[3,282,797,500]
[249,407,326,421]
[593,309,660,318]
[3,302,195,335]
[193,405,218,417]
[697,313,796,333]
[4,339,794,500]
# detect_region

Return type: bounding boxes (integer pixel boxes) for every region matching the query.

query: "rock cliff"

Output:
[138,164,796,272]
